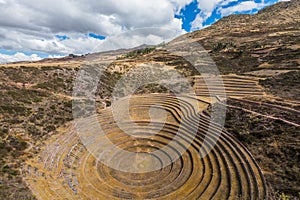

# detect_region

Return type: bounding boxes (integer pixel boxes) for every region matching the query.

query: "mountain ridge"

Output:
[0,0,299,199]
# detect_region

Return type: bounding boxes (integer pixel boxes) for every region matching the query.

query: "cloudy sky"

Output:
[0,0,286,63]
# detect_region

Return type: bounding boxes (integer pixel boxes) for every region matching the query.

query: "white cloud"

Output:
[191,15,205,30]
[95,26,185,52]
[0,0,283,63]
[170,0,194,14]
[0,52,67,64]
[191,0,279,30]
[47,54,64,59]
[191,0,239,30]
[219,1,265,16]
[0,53,42,63]
[0,0,192,58]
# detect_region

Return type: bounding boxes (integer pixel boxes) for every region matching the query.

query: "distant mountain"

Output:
[0,1,299,199]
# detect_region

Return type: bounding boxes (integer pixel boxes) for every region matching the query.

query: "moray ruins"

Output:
[0,0,299,199]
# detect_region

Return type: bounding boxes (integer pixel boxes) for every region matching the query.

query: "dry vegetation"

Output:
[0,0,299,199]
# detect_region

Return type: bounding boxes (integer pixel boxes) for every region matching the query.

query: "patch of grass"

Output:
[212,41,236,52]
[122,47,156,59]
[260,71,300,100]
[221,99,300,199]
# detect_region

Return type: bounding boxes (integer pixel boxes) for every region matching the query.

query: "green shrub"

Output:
[123,47,156,58]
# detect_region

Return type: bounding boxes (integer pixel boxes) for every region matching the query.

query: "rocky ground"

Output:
[0,0,299,199]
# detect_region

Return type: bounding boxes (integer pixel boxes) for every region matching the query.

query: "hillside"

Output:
[0,0,299,199]
[190,0,300,75]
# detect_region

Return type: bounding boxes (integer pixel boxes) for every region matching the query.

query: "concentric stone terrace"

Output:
[23,94,267,199]
[194,75,265,98]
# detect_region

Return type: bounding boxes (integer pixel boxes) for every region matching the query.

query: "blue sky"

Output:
[175,1,200,32]
[0,0,287,63]
[176,0,283,32]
